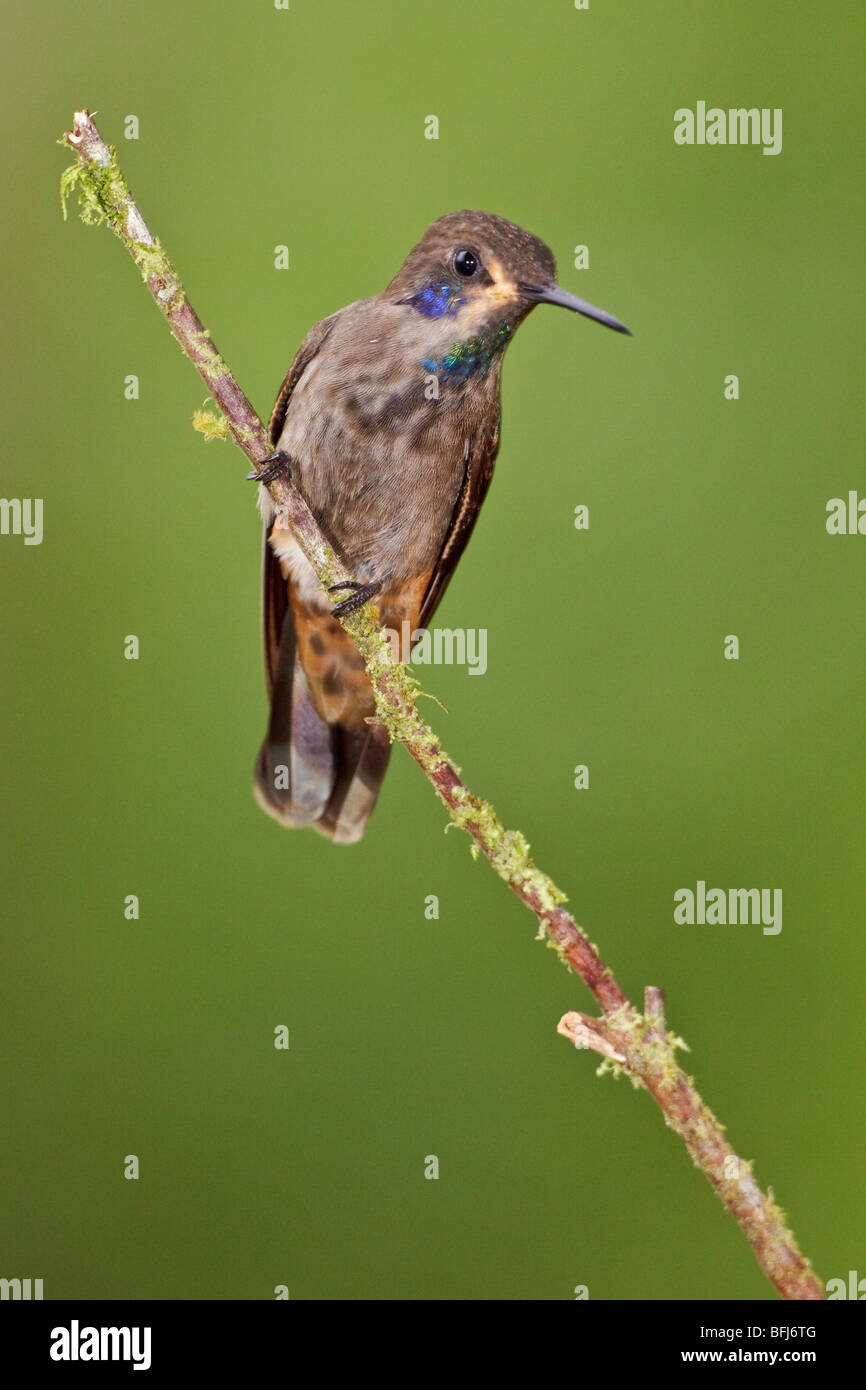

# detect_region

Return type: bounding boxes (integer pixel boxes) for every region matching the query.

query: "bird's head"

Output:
[386,210,630,337]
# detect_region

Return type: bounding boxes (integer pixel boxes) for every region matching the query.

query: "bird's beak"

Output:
[518,282,631,335]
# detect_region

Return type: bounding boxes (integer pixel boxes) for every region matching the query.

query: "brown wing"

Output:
[262,313,338,693]
[262,536,290,697]
[268,313,338,446]
[416,411,501,631]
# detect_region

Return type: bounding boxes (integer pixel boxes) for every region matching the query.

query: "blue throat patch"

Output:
[405,280,466,319]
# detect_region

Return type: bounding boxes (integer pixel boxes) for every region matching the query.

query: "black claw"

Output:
[248,449,292,485]
[330,582,381,617]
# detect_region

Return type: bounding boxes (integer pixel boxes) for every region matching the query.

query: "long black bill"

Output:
[518,282,631,335]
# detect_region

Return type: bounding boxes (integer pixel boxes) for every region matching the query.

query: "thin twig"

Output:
[60,110,824,1300]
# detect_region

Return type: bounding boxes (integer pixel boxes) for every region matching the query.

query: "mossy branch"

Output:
[60,109,823,1301]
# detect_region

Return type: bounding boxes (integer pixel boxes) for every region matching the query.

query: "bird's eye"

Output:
[453,249,479,277]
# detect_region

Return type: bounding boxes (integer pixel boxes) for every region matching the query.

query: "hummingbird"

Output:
[253,210,629,843]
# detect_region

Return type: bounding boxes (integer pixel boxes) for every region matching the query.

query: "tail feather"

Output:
[254,658,335,827]
[255,550,391,841]
[316,723,391,844]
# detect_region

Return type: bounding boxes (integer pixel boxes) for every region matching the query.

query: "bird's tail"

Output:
[254,561,391,844]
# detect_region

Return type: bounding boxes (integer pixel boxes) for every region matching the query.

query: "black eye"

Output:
[453,249,478,277]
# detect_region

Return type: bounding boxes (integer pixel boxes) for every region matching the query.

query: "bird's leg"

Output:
[247,449,292,485]
[328,580,382,617]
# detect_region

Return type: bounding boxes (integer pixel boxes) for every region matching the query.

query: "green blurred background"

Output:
[1,1,863,1300]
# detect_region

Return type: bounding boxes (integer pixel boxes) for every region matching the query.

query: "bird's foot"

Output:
[328,580,381,617]
[247,450,292,485]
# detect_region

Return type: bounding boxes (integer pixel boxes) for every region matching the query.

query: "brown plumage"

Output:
[254,210,629,842]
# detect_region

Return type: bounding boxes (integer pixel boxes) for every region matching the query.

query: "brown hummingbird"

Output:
[253,210,629,843]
